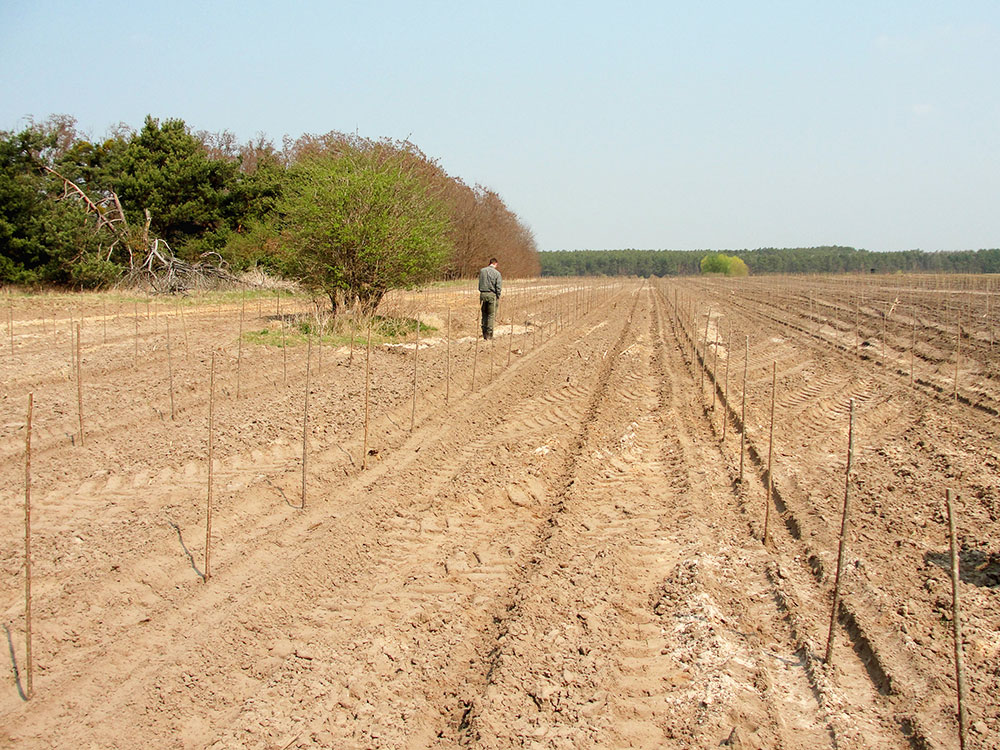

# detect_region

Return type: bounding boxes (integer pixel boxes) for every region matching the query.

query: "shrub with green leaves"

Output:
[279,144,453,314]
[700,252,749,276]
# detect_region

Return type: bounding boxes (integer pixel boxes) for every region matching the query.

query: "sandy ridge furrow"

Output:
[0,286,633,747]
[658,282,961,749]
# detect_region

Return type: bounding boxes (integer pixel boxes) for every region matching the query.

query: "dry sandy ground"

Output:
[0,277,996,749]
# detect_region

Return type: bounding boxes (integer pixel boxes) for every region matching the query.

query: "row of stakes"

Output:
[667,286,971,750]
[10,281,620,702]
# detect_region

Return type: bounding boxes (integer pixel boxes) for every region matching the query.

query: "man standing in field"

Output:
[478,257,502,340]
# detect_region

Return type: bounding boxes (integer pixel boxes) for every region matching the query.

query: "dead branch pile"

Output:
[44,167,239,292]
[121,242,240,293]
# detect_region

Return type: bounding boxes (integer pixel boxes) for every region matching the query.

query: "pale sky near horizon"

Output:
[2,1,998,253]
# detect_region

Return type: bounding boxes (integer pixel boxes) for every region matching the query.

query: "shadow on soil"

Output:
[168,520,205,581]
[4,624,28,701]
[925,547,1000,588]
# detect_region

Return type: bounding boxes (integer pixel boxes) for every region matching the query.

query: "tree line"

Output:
[540,246,1000,277]
[1,114,540,305]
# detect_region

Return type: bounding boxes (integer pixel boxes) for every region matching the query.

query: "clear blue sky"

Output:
[2,1,998,253]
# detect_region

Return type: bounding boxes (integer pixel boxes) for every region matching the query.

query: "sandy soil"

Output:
[0,276,996,749]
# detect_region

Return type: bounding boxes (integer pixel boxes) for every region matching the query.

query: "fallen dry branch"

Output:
[44,167,240,293]
[119,243,240,293]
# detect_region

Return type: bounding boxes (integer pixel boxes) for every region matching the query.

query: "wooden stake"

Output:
[446,308,451,406]
[953,324,961,402]
[763,361,776,545]
[76,323,84,445]
[855,298,860,359]
[317,314,323,375]
[910,313,916,388]
[236,294,245,400]
[472,329,480,393]
[67,312,75,381]
[988,287,994,354]
[739,335,748,483]
[362,319,372,470]
[166,319,176,420]
[102,299,107,345]
[489,332,495,383]
[722,331,732,443]
[507,316,514,367]
[205,353,215,582]
[711,324,720,411]
[181,305,189,361]
[281,317,288,386]
[349,306,357,366]
[826,399,855,664]
[945,489,969,750]
[24,392,33,699]
[701,309,711,393]
[881,307,887,367]
[133,303,139,368]
[302,336,311,508]
[410,317,419,432]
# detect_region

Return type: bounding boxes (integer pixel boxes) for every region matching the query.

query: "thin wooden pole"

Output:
[205,353,215,582]
[410,317,419,432]
[711,324,720,411]
[302,336,311,508]
[989,286,994,354]
[68,313,75,381]
[446,308,451,406]
[102,299,107,344]
[855,298,860,360]
[133,303,139,368]
[507,316,514,367]
[24,392,33,699]
[472,328,480,393]
[236,294,245,400]
[739,335,748,483]
[910,313,916,387]
[953,324,961,402]
[489,332,495,383]
[76,323,84,445]
[362,319,372,470]
[763,361,776,545]
[181,305,189,361]
[701,309,711,393]
[722,331,732,443]
[166,319,176,420]
[826,399,855,664]
[945,489,969,750]
[317,313,324,375]
[881,308,887,367]
[349,306,357,366]
[281,317,288,386]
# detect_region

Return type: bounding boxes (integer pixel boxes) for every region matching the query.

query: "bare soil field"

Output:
[1,275,996,749]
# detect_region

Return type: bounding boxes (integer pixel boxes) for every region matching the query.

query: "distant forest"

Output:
[540,247,1000,277]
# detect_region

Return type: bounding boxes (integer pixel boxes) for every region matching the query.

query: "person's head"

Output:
[489,257,498,267]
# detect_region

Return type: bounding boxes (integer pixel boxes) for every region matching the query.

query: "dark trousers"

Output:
[480,292,497,339]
